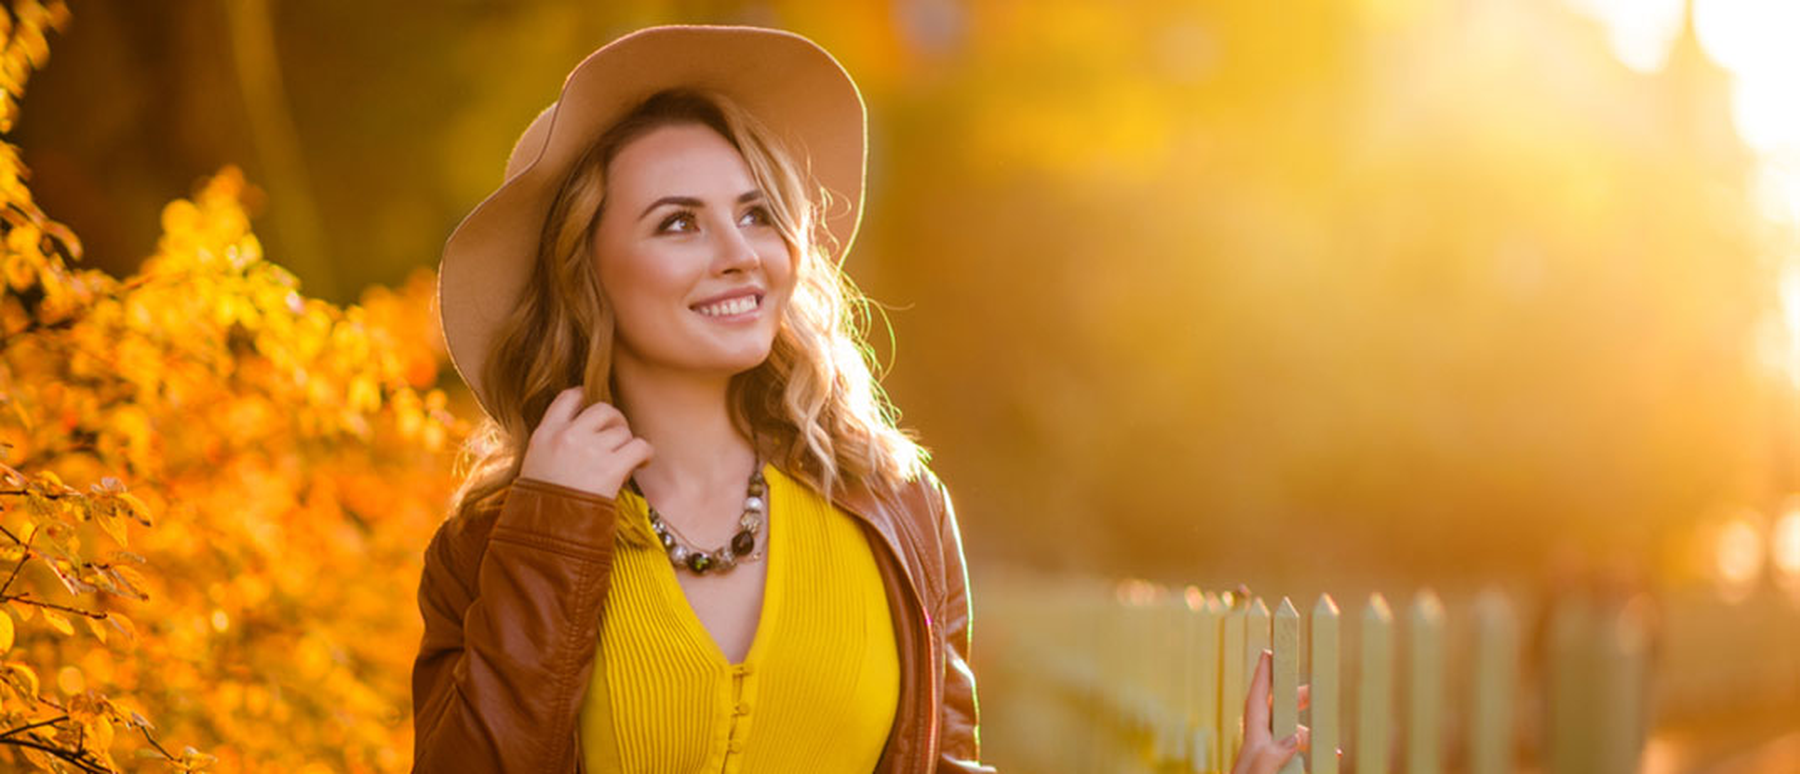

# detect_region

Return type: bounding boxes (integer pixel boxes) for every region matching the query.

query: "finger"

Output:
[1249,729,1304,774]
[593,425,636,453]
[540,386,586,429]
[1296,724,1311,752]
[618,437,654,469]
[571,400,627,434]
[1243,650,1273,740]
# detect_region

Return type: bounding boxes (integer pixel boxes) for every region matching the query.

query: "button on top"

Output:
[735,700,752,716]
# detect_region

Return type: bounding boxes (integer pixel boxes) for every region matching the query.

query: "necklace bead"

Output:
[632,463,766,576]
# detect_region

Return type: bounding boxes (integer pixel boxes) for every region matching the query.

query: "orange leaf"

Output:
[116,493,152,526]
[106,613,136,643]
[95,508,128,547]
[85,714,114,752]
[0,610,11,652]
[7,661,38,697]
[42,608,73,636]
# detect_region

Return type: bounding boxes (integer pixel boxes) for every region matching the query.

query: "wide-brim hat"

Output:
[437,24,867,419]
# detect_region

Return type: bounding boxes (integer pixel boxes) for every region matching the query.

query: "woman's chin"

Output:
[701,344,775,376]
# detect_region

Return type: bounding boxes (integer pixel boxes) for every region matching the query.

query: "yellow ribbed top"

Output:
[577,464,899,773]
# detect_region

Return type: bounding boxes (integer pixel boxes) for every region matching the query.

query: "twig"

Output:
[136,724,178,762]
[0,733,112,774]
[0,528,34,597]
[0,489,76,499]
[0,713,68,739]
[0,594,107,619]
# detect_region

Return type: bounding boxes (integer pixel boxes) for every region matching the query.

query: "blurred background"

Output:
[16,0,1800,770]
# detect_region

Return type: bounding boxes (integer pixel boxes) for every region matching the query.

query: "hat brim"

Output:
[437,25,867,418]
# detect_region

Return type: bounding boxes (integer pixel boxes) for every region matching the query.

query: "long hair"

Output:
[448,88,926,522]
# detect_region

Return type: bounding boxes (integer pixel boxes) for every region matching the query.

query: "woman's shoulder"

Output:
[857,463,956,538]
[425,483,511,568]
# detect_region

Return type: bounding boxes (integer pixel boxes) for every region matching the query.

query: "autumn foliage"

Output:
[0,2,467,770]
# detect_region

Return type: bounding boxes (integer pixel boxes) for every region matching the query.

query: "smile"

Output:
[692,294,762,318]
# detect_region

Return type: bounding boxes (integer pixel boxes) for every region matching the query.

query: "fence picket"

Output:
[1598,598,1651,774]
[1548,597,1594,774]
[1248,597,1272,674]
[1469,590,1517,774]
[1221,595,1247,768]
[1311,594,1341,774]
[1357,594,1394,774]
[1273,598,1303,774]
[1407,590,1445,774]
[1190,591,1223,774]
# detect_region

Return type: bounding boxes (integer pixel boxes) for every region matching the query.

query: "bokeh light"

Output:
[1772,505,1800,594]
[1714,513,1766,600]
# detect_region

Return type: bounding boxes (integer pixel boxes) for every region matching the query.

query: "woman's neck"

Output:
[610,361,756,506]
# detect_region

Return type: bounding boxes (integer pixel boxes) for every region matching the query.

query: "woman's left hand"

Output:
[1229,649,1310,774]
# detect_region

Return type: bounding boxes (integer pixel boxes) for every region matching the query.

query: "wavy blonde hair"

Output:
[448,88,926,522]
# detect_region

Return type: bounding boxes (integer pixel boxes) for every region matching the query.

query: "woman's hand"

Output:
[1230,649,1310,774]
[517,386,654,498]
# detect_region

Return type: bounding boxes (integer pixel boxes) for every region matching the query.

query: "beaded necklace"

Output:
[627,458,766,576]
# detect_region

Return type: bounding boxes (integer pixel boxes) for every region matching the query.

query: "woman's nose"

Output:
[713,220,762,274]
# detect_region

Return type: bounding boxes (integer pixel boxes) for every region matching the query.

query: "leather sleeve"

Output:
[411,477,618,773]
[929,475,1000,773]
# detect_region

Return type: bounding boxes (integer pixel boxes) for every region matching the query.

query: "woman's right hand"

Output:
[517,386,654,498]
[1229,649,1310,774]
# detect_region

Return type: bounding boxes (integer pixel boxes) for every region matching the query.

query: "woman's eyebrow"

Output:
[638,191,764,221]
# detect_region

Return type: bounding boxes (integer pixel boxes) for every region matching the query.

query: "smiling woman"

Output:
[593,117,796,379]
[408,25,998,774]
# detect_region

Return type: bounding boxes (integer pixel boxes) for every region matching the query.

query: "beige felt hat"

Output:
[437,25,867,418]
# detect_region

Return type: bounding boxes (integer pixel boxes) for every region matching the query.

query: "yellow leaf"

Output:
[117,493,152,525]
[88,714,114,752]
[8,662,39,696]
[9,598,34,621]
[0,610,11,652]
[95,509,128,547]
[106,613,136,643]
[42,609,73,636]
[83,614,106,643]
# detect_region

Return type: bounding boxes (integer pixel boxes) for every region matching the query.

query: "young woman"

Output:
[410,24,1304,774]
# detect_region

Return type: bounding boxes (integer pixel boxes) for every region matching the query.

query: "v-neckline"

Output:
[653,463,782,670]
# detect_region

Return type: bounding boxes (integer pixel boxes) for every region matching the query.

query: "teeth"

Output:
[696,295,757,317]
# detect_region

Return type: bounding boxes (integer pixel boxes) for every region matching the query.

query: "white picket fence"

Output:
[977,574,1660,774]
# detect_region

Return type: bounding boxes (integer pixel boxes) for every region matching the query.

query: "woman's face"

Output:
[592,123,795,379]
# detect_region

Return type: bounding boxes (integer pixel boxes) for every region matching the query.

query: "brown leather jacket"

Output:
[411,469,997,773]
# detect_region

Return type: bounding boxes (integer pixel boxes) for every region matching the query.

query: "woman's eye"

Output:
[657,212,696,233]
[739,206,772,227]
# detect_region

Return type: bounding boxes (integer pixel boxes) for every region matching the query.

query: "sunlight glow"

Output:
[1778,267,1800,387]
[1773,509,1800,577]
[1696,0,1800,230]
[1569,0,1800,229]
[1715,516,1764,598]
[1565,0,1686,73]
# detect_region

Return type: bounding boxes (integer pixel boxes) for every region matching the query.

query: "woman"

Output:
[410,24,1304,774]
